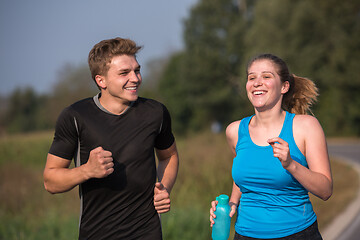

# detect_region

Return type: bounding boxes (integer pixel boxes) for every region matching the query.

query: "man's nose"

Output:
[129,71,141,82]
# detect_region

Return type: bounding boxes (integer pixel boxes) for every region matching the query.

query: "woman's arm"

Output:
[268,115,333,200]
[225,120,240,156]
[210,121,242,226]
[226,121,242,214]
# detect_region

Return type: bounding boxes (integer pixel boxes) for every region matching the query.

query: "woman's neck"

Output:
[253,107,285,128]
[249,109,286,146]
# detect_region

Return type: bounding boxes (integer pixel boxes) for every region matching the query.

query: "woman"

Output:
[210,54,332,240]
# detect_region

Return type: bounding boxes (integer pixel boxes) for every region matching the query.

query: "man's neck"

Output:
[96,92,133,115]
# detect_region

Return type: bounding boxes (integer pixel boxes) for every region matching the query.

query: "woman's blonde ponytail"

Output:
[282,74,318,115]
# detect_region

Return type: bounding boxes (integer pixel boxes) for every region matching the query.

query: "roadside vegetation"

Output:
[0,131,358,239]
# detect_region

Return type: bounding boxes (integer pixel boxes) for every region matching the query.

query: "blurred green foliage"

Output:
[158,0,360,136]
[0,132,80,240]
[0,64,98,135]
[0,0,359,136]
[0,131,358,239]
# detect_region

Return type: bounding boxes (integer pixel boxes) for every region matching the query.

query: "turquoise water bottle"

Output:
[212,194,231,240]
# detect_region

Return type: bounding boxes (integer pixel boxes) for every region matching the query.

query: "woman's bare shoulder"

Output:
[226,120,241,136]
[293,114,322,130]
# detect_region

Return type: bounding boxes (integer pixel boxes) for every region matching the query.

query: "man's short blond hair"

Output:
[88,37,142,83]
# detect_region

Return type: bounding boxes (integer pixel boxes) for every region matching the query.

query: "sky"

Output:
[0,0,198,96]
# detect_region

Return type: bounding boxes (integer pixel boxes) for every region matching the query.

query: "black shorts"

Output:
[234,220,322,240]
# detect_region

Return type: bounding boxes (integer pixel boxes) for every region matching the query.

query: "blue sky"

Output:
[0,0,198,96]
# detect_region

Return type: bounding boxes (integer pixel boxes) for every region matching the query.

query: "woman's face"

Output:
[246,59,289,111]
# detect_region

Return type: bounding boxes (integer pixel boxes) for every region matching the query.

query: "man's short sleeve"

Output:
[48,107,79,160]
[154,105,175,150]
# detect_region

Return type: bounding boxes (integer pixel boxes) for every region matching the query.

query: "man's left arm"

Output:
[154,142,179,214]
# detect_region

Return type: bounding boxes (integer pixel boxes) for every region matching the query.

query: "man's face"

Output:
[97,55,142,104]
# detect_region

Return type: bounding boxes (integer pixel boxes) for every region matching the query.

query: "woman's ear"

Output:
[95,75,106,89]
[281,81,290,94]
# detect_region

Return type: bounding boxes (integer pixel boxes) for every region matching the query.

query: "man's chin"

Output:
[128,95,139,102]
[132,95,139,100]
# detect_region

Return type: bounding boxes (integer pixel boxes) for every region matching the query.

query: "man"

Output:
[43,37,179,240]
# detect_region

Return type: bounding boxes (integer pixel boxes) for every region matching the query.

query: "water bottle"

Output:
[212,194,231,240]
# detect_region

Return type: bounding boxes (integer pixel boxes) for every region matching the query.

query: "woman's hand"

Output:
[268,137,293,169]
[210,200,237,227]
[210,200,218,227]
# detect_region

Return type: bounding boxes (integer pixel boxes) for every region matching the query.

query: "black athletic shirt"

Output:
[49,94,175,240]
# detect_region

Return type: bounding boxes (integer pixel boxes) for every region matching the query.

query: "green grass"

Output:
[0,131,53,168]
[0,131,358,239]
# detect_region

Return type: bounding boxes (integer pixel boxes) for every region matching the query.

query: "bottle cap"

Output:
[217,194,229,205]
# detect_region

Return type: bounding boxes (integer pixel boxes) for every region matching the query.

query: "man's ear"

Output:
[281,81,290,94]
[95,75,106,89]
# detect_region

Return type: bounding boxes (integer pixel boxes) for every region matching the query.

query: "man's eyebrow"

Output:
[118,65,141,72]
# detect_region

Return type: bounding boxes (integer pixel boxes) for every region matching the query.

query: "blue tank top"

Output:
[232,111,317,238]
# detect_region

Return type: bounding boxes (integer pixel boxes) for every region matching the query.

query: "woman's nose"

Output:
[253,77,263,87]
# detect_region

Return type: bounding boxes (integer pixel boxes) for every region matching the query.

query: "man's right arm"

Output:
[43,147,114,194]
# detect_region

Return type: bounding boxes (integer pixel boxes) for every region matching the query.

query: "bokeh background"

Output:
[0,0,359,239]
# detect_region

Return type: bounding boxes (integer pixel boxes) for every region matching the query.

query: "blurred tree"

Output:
[2,87,49,133]
[139,57,170,100]
[158,0,360,136]
[158,53,193,133]
[159,0,256,134]
[0,95,9,134]
[2,0,359,136]
[0,64,98,134]
[45,64,98,126]
[242,0,360,135]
